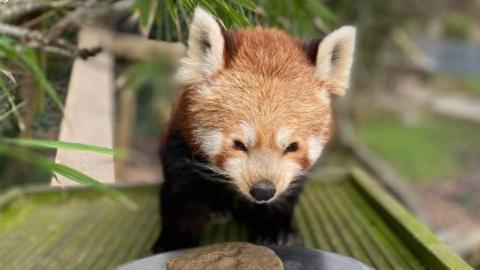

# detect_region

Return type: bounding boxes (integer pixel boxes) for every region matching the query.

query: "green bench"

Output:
[0,166,473,270]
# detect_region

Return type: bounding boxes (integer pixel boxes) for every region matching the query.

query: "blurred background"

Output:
[0,0,479,267]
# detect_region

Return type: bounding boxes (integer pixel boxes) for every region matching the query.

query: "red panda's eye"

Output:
[233,140,248,152]
[285,142,299,153]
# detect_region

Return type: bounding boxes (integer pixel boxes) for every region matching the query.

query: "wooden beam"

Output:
[103,32,185,61]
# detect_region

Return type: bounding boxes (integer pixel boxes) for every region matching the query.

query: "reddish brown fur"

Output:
[171,27,332,170]
[152,16,356,252]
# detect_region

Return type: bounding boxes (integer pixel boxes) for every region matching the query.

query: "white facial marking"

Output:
[223,148,308,202]
[240,122,256,146]
[276,127,293,148]
[276,160,303,193]
[308,136,324,163]
[198,130,224,157]
[224,157,249,194]
[320,90,331,104]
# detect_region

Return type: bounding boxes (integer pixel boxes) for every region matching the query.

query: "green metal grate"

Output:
[0,168,473,270]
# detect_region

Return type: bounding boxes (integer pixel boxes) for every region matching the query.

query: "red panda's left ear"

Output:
[177,7,226,85]
[314,26,356,96]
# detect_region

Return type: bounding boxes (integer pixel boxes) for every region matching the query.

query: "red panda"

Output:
[152,7,356,252]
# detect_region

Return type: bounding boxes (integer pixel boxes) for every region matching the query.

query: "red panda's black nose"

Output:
[250,180,276,201]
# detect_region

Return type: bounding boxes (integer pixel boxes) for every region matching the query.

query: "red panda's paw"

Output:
[253,230,304,247]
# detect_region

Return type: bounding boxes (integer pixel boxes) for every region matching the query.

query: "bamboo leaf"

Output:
[133,0,160,37]
[52,163,137,210]
[303,0,335,24]
[230,0,256,11]
[0,81,25,130]
[1,138,124,156]
[0,36,17,58]
[0,145,136,210]
[166,0,179,23]
[180,0,196,12]
[0,101,25,123]
[0,37,64,113]
[209,0,251,27]
[19,49,64,112]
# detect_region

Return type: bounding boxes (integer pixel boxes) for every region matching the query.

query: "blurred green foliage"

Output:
[0,37,63,114]
[443,12,474,41]
[255,0,335,36]
[431,74,480,97]
[0,27,119,191]
[457,77,480,96]
[0,139,134,207]
[132,0,255,40]
[358,114,480,182]
[122,59,175,136]
[131,0,336,41]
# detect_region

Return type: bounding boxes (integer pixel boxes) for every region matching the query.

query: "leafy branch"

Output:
[0,139,136,210]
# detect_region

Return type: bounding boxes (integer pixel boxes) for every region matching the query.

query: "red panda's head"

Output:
[175,7,356,203]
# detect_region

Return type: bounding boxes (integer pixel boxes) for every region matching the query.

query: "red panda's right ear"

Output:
[176,7,225,85]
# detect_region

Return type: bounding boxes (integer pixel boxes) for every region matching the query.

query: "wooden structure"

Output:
[0,167,473,269]
[52,27,115,186]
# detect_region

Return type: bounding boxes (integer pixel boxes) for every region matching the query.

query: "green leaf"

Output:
[18,49,64,112]
[178,0,194,12]
[0,102,25,123]
[0,36,18,58]
[209,0,251,27]
[166,0,179,23]
[0,144,136,210]
[133,0,160,36]
[0,81,25,130]
[0,38,64,113]
[124,60,161,94]
[1,138,123,156]
[230,0,256,11]
[303,0,335,24]
[52,163,137,210]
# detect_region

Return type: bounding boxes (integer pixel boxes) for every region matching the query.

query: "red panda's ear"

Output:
[314,26,356,96]
[176,7,225,85]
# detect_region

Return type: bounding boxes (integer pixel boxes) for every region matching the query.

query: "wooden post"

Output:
[51,27,115,186]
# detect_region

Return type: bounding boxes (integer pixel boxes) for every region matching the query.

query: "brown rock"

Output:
[166,242,284,270]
